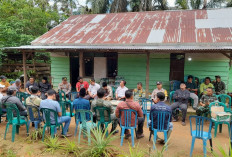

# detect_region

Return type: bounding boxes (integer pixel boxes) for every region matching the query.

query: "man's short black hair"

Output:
[90,78,95,82]
[42,76,48,81]
[137,82,142,86]
[30,76,35,79]
[157,92,165,101]
[77,77,83,81]
[125,90,133,99]
[31,86,39,94]
[121,80,126,86]
[79,88,86,97]
[62,77,67,80]
[97,88,105,98]
[188,75,193,79]
[47,89,56,96]
[207,87,213,91]
[102,82,107,87]
[205,77,211,82]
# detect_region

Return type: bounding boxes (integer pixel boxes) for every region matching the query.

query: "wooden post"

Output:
[79,52,84,76]
[145,52,150,98]
[23,51,27,90]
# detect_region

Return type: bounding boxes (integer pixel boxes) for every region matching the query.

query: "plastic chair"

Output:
[169,80,181,92]
[209,102,230,137]
[217,94,231,112]
[59,101,74,117]
[22,93,31,106]
[70,92,78,101]
[4,103,29,142]
[189,116,213,157]
[40,108,64,141]
[59,90,68,101]
[139,98,152,128]
[26,105,42,129]
[100,78,109,84]
[149,111,171,150]
[115,76,124,81]
[119,109,137,147]
[169,91,175,104]
[93,106,112,137]
[75,109,95,145]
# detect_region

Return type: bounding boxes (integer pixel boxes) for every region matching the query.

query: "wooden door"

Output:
[169,53,185,81]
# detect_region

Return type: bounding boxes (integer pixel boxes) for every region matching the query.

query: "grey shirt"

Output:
[1,95,26,111]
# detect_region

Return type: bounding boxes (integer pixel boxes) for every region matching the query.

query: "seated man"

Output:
[151,81,168,104]
[11,79,22,92]
[76,77,89,92]
[26,76,38,94]
[1,86,27,116]
[200,77,214,96]
[185,75,199,110]
[133,82,145,102]
[0,84,5,101]
[39,76,51,100]
[40,89,71,137]
[149,92,173,144]
[115,90,144,139]
[115,80,128,101]
[102,82,113,101]
[91,88,118,134]
[26,86,42,119]
[196,87,217,116]
[87,78,100,100]
[213,75,225,95]
[0,75,10,93]
[170,83,190,126]
[58,77,72,99]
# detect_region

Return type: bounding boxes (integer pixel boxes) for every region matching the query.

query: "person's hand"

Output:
[62,93,64,97]
[118,97,121,100]
[202,103,205,107]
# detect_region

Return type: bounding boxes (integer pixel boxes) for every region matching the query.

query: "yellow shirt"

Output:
[0,81,10,88]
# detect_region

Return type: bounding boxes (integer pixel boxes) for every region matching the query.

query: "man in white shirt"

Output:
[0,84,5,100]
[88,78,100,99]
[116,80,128,101]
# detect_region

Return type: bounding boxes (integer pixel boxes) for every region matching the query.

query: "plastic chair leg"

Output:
[87,128,91,145]
[78,127,82,144]
[190,137,196,157]
[50,126,55,138]
[26,123,29,134]
[16,125,19,134]
[219,124,222,133]
[147,113,150,128]
[214,123,219,137]
[209,139,213,152]
[120,128,125,146]
[164,131,168,150]
[4,123,9,140]
[105,124,109,137]
[42,125,46,141]
[149,131,152,141]
[131,128,135,147]
[74,121,79,137]
[153,130,158,150]
[203,139,207,157]
[12,125,16,142]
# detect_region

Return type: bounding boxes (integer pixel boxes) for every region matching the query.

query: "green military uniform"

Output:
[133,88,145,102]
[196,94,218,116]
[213,81,226,95]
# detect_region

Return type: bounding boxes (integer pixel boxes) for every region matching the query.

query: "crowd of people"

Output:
[0,74,226,141]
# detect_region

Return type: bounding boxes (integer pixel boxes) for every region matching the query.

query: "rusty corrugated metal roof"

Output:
[32,8,232,46]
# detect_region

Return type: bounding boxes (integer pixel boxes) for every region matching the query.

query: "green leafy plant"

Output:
[120,143,147,157]
[43,136,63,154]
[26,128,43,143]
[210,139,231,157]
[81,127,118,157]
[61,137,81,156]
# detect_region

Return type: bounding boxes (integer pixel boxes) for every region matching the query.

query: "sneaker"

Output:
[173,118,178,122]
[181,122,186,126]
[136,133,144,139]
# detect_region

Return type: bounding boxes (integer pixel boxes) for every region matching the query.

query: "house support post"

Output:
[79,52,84,76]
[145,52,150,98]
[22,51,27,90]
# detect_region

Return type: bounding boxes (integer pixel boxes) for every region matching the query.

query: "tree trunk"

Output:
[203,0,207,9]
[110,0,128,13]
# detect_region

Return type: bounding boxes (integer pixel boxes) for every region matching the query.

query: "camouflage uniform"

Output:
[213,81,226,95]
[133,88,145,102]
[196,94,218,116]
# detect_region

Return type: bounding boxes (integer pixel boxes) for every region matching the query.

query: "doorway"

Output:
[170,53,185,81]
[70,56,79,89]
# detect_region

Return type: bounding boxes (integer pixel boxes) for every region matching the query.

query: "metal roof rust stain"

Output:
[31,8,232,46]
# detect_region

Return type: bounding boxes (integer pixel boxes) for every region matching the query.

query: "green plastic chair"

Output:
[59,90,67,102]
[169,91,175,104]
[76,109,95,145]
[217,94,231,112]
[209,102,230,137]
[22,93,31,106]
[40,108,64,141]
[4,103,29,142]
[0,104,3,123]
[59,101,74,117]
[93,106,112,137]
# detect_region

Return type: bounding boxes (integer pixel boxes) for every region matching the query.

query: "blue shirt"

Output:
[40,99,61,124]
[150,101,172,130]
[73,97,91,121]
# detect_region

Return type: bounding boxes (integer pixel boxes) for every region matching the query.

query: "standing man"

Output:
[151,81,168,104]
[213,75,225,95]
[0,75,10,92]
[185,75,199,110]
[196,88,218,116]
[102,82,113,101]
[170,83,190,126]
[115,80,128,101]
[26,76,38,94]
[133,82,145,102]
[87,78,100,100]
[39,76,51,100]
[76,77,89,92]
[200,77,214,96]
[115,90,144,139]
[58,77,72,99]
[40,89,72,137]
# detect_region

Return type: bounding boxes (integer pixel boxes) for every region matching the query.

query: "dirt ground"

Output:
[0,112,230,157]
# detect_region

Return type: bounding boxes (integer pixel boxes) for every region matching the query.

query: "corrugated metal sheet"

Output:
[31,8,232,46]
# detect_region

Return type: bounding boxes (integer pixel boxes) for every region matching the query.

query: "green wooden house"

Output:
[4,8,232,95]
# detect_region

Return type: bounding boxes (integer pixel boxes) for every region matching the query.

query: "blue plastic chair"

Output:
[209,102,230,137]
[169,80,181,92]
[150,111,171,150]
[75,109,95,145]
[189,116,213,157]
[27,105,42,129]
[217,94,231,112]
[119,109,137,147]
[139,98,152,128]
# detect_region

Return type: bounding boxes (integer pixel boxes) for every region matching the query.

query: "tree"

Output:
[54,0,77,16]
[86,0,110,14]
[110,0,128,13]
[153,0,169,10]
[176,0,189,9]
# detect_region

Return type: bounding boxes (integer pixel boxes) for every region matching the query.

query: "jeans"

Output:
[123,117,144,134]
[171,102,188,122]
[190,93,199,110]
[58,116,71,135]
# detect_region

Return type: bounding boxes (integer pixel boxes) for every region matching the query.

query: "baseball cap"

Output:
[1,75,7,79]
[8,86,17,91]
[215,75,221,78]
[156,81,162,85]
[62,77,67,81]
[0,84,5,88]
